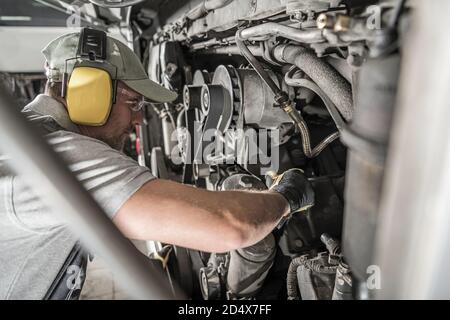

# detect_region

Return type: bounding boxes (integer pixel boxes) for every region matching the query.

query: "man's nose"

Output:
[132,109,143,126]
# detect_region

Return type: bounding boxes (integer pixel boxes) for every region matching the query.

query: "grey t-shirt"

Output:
[0,94,155,299]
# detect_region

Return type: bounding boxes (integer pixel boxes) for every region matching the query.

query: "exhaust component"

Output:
[221,174,276,299]
[227,233,276,298]
[340,54,400,284]
[199,174,276,299]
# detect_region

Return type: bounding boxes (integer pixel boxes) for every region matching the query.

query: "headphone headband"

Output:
[62,28,117,102]
[77,28,107,61]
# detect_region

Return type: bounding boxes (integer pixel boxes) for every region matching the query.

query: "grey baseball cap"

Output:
[42,31,177,103]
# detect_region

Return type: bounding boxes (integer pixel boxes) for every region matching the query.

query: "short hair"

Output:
[45,81,62,99]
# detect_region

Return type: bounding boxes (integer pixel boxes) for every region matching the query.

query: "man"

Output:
[0,30,314,299]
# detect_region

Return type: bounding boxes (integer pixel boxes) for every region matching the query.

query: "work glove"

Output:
[269,168,315,215]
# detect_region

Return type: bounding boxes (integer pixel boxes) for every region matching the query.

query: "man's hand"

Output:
[269,168,315,215]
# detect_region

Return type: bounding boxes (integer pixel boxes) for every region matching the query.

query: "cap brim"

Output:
[123,78,178,103]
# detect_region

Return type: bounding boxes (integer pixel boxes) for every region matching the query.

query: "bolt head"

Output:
[295,239,304,247]
[183,88,190,105]
[202,91,209,108]
[317,13,330,29]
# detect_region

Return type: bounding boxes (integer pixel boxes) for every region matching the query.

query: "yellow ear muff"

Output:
[66,67,113,126]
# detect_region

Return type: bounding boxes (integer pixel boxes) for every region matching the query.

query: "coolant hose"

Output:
[236,30,340,158]
[285,68,345,130]
[273,45,353,121]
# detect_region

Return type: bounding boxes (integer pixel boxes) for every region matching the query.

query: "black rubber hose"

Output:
[390,0,407,28]
[287,256,338,300]
[286,256,307,300]
[285,67,346,130]
[235,30,282,96]
[274,45,353,121]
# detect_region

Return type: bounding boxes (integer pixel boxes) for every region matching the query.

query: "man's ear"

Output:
[45,81,68,108]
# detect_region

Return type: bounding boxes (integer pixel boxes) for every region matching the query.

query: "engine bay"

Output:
[123,0,408,300]
[0,0,415,300]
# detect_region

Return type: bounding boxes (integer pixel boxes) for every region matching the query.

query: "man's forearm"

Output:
[114,179,289,252]
[213,188,289,246]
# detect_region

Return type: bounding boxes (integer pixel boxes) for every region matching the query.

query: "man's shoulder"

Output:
[45,130,129,165]
[44,130,154,219]
[46,130,110,149]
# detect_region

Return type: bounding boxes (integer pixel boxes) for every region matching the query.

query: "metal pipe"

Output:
[0,83,182,299]
[88,0,145,8]
[239,22,324,43]
[235,30,282,96]
[186,0,234,20]
[190,36,236,50]
[283,101,340,158]
[197,45,263,56]
[341,53,400,284]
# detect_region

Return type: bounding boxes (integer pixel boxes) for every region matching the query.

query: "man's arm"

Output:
[113,179,290,253]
